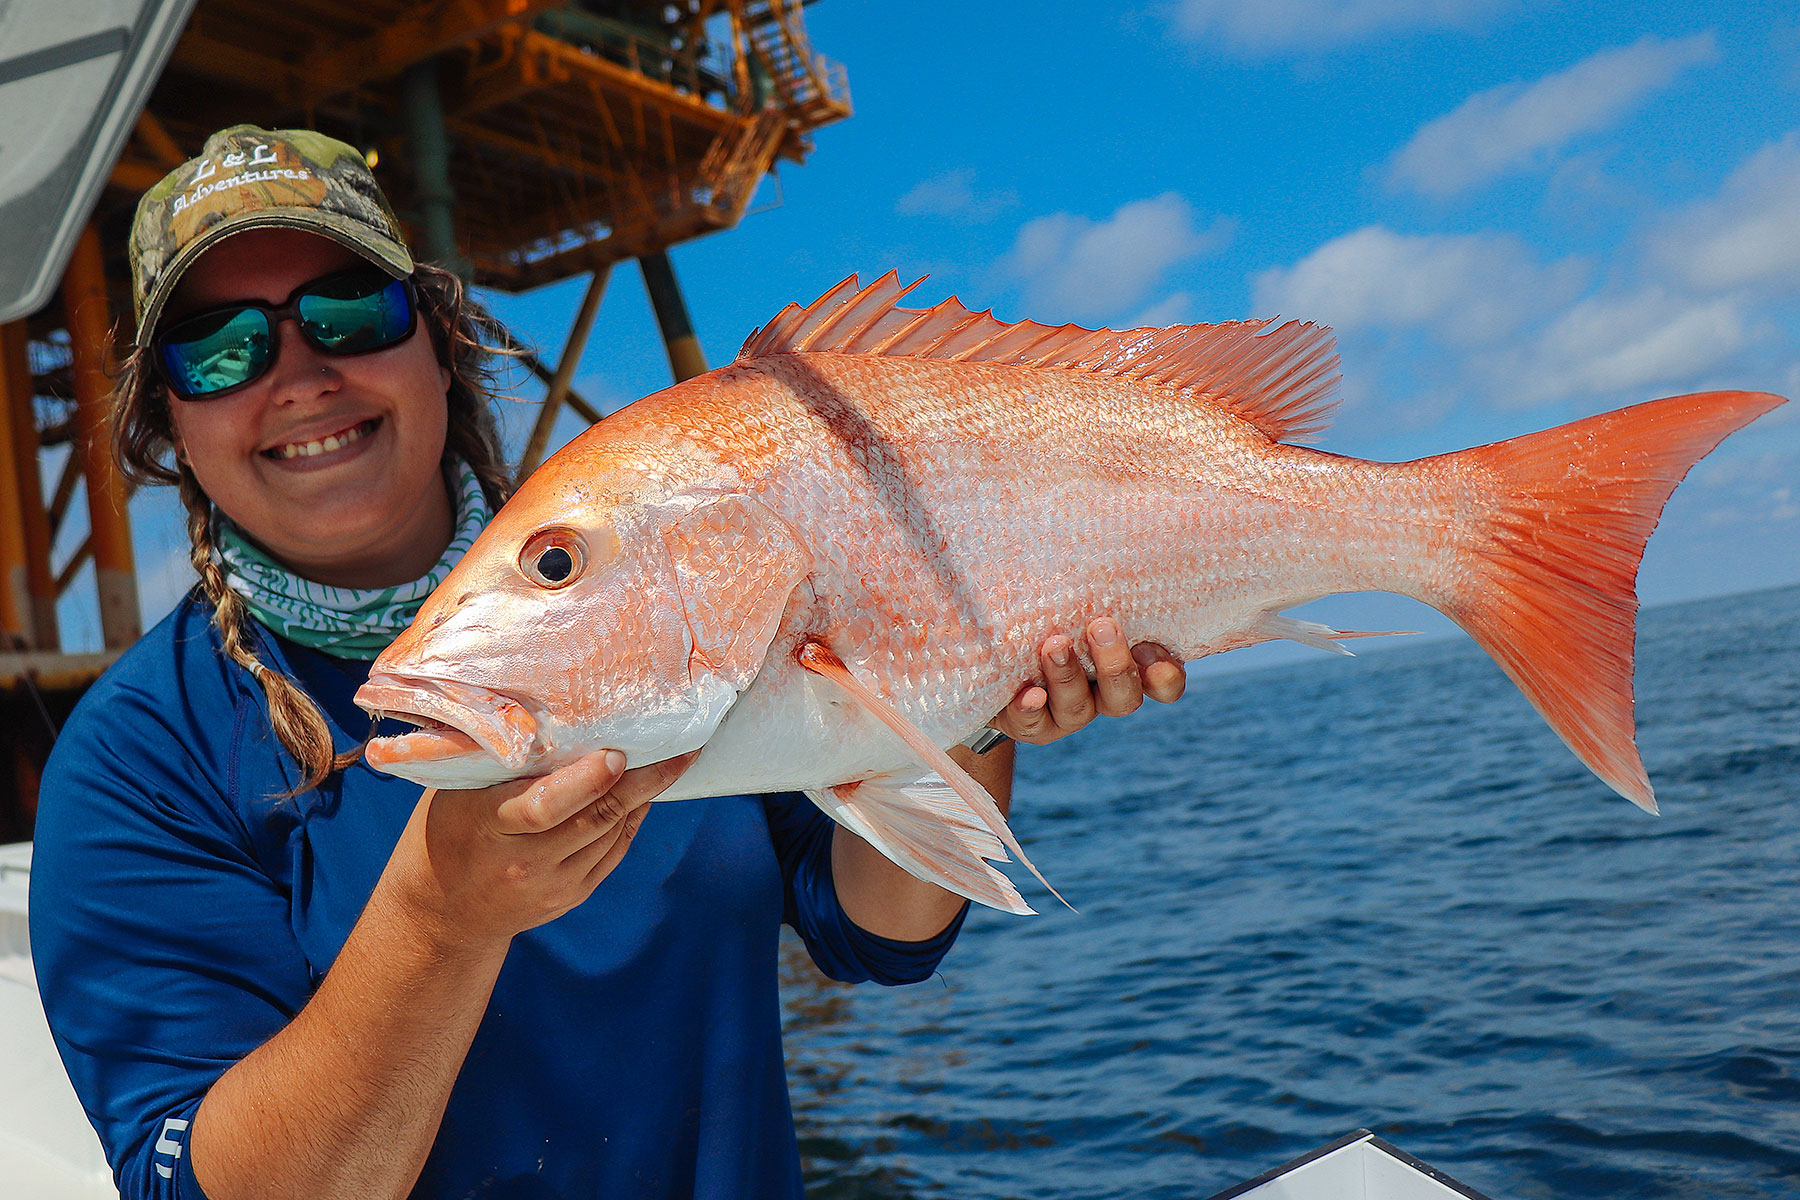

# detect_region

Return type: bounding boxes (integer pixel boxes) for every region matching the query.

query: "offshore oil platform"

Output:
[0,0,852,839]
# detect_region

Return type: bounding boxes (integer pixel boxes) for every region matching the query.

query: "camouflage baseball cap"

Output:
[129,125,414,341]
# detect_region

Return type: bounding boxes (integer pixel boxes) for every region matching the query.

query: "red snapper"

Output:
[354,273,1785,913]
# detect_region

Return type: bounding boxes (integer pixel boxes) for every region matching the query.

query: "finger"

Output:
[553,779,646,843]
[576,802,651,885]
[993,682,1053,742]
[1039,632,1097,729]
[559,793,643,865]
[1086,618,1143,717]
[495,750,627,834]
[548,749,698,850]
[990,683,1049,741]
[608,749,702,808]
[1134,643,1187,704]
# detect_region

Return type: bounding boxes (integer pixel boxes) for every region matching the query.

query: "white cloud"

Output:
[1483,287,1749,408]
[894,168,1018,222]
[1389,33,1717,197]
[1126,291,1198,329]
[996,194,1230,323]
[1252,226,1586,346]
[1690,444,1800,570]
[1252,223,1769,419]
[1650,130,1800,294]
[1172,0,1507,52]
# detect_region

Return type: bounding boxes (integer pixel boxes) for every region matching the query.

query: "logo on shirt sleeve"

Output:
[154,1117,190,1180]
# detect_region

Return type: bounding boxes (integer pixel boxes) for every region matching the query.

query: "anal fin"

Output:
[1252,612,1417,656]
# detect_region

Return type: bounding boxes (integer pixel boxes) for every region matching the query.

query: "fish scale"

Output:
[356,272,1785,913]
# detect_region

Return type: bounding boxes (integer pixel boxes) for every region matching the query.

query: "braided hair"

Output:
[114,261,519,792]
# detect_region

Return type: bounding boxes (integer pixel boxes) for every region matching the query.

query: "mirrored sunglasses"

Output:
[154,265,417,400]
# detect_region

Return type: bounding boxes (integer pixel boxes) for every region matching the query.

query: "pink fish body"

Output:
[356,273,1785,913]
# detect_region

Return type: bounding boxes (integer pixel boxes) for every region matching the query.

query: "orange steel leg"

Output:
[63,225,141,649]
[0,326,28,642]
[520,264,610,477]
[0,322,58,649]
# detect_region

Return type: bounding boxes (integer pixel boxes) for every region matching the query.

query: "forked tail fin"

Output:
[1428,390,1785,812]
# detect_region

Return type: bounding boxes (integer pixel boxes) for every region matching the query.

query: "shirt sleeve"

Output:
[29,678,314,1200]
[761,792,968,986]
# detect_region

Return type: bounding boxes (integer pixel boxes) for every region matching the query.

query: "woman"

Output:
[30,126,1186,1200]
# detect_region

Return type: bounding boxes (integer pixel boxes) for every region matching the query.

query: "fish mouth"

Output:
[356,674,543,775]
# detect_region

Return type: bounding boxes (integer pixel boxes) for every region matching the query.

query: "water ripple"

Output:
[785,586,1800,1198]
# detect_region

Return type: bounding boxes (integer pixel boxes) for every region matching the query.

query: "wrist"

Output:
[960,725,1012,754]
[380,795,515,965]
[375,857,514,970]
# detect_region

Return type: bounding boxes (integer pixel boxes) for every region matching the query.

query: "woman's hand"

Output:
[991,617,1186,746]
[393,749,698,950]
[192,747,694,1200]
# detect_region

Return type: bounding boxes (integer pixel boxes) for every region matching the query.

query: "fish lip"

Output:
[355,674,541,771]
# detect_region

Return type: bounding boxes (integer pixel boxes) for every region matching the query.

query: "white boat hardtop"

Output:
[0,842,118,1198]
[1206,1128,1498,1200]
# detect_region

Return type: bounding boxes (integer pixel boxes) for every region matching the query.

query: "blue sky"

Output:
[89,0,1800,658]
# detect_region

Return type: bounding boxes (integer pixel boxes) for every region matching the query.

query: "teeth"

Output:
[277,420,370,460]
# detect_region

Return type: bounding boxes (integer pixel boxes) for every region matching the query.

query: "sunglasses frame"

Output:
[153,265,419,401]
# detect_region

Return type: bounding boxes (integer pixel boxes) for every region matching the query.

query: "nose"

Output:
[265,315,343,404]
[425,592,472,632]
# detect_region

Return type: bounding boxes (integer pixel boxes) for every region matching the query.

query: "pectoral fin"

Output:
[806,774,1033,915]
[797,639,1070,912]
[665,496,812,690]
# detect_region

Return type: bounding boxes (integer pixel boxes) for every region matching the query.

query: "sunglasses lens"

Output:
[298,271,413,353]
[158,307,273,398]
[156,267,415,399]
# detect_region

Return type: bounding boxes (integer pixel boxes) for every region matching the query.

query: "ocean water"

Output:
[779,584,1800,1199]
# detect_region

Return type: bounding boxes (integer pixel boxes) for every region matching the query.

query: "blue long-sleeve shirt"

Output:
[29,594,965,1199]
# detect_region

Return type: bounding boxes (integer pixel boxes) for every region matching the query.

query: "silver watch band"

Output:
[960,726,1011,754]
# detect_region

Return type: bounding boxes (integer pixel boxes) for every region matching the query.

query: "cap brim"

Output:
[137,209,414,343]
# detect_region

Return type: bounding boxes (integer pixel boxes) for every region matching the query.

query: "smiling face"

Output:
[162,228,454,588]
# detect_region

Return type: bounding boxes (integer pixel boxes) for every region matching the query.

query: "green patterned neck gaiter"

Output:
[214,459,493,659]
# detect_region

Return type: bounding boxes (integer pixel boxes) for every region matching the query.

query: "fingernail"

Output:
[1049,641,1070,667]
[1091,619,1119,646]
[604,750,626,773]
[1132,644,1158,666]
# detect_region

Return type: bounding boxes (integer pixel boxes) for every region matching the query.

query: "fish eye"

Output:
[519,528,587,589]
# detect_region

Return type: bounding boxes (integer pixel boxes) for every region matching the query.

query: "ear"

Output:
[663,495,811,691]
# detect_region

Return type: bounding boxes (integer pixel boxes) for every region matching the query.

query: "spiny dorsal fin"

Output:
[738,271,1342,444]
